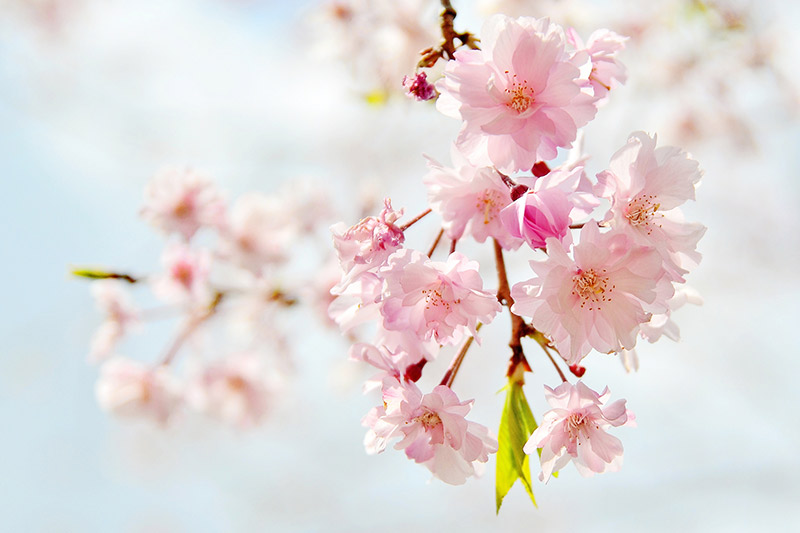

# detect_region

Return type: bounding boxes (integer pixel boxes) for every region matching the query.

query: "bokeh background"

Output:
[1,0,798,531]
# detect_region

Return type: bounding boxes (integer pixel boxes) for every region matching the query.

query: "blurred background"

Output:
[1,0,798,531]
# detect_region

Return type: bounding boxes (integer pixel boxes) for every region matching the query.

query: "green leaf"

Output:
[495,379,538,513]
[70,268,137,283]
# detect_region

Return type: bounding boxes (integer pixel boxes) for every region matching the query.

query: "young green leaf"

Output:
[495,379,538,513]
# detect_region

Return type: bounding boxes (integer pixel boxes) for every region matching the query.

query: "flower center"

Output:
[475,189,505,224]
[421,282,460,311]
[625,194,661,234]
[572,268,614,310]
[504,72,534,114]
[172,261,194,288]
[173,196,195,219]
[415,409,442,429]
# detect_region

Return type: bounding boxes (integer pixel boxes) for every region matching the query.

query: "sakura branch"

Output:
[330,10,705,511]
[77,167,336,428]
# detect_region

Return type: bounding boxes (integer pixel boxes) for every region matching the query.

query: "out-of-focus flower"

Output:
[95,357,181,425]
[402,72,438,101]
[152,242,212,305]
[89,280,140,362]
[524,381,633,480]
[140,167,226,240]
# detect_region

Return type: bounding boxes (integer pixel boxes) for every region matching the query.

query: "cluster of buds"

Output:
[78,168,333,428]
[330,12,704,509]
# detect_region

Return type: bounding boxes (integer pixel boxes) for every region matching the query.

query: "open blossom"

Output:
[511,221,674,364]
[140,167,226,240]
[595,131,705,282]
[567,28,628,103]
[152,243,212,305]
[380,250,501,346]
[524,381,634,481]
[331,198,404,292]
[349,342,426,392]
[423,147,522,250]
[95,357,181,425]
[363,378,498,485]
[436,15,597,173]
[186,353,274,428]
[89,280,140,361]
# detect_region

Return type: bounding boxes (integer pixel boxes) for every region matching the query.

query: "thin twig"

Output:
[400,208,432,231]
[440,323,481,388]
[427,228,445,257]
[159,292,223,366]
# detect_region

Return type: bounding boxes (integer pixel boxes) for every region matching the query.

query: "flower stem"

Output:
[427,228,445,257]
[400,208,432,231]
[440,323,481,388]
[159,291,223,366]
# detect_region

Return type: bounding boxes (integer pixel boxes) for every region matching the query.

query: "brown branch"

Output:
[418,0,479,68]
[439,324,481,388]
[400,208,432,231]
[427,228,445,257]
[493,239,532,380]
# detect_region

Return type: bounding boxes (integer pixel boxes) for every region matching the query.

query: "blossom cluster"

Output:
[84,167,334,427]
[329,13,704,496]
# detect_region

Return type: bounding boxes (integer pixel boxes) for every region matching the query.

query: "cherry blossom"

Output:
[152,242,212,305]
[380,250,501,346]
[140,167,226,240]
[436,15,598,173]
[567,28,628,104]
[95,357,181,425]
[423,147,522,250]
[498,185,572,249]
[524,381,634,481]
[595,131,705,281]
[186,353,275,428]
[511,221,674,364]
[363,378,498,485]
[403,71,438,101]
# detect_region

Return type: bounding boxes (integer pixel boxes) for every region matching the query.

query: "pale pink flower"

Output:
[402,71,438,101]
[363,378,498,485]
[423,147,522,250]
[380,250,501,346]
[152,243,212,305]
[141,167,226,240]
[349,342,426,392]
[327,272,383,333]
[331,198,404,292]
[436,15,597,173]
[89,280,140,362]
[187,353,274,428]
[567,28,628,104]
[595,131,705,282]
[511,221,674,364]
[220,193,294,273]
[95,357,181,425]
[524,381,633,481]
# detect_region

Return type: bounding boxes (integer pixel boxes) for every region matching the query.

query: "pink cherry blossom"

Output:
[349,342,426,392]
[498,185,572,249]
[187,353,274,428]
[567,28,628,104]
[140,167,226,240]
[152,242,212,305]
[595,131,706,282]
[423,147,522,250]
[331,198,404,292]
[511,221,674,364]
[436,15,597,173]
[380,250,501,346]
[89,280,140,362]
[219,192,294,274]
[95,357,181,425]
[363,378,498,485]
[524,381,634,481]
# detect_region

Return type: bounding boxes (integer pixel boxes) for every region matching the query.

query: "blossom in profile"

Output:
[89,280,140,362]
[380,250,501,346]
[423,147,522,250]
[95,357,181,425]
[186,353,275,428]
[331,198,404,292]
[524,381,633,481]
[511,221,674,364]
[436,15,597,173]
[567,28,628,104]
[595,131,705,281]
[141,167,226,240]
[363,378,498,485]
[498,186,572,249]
